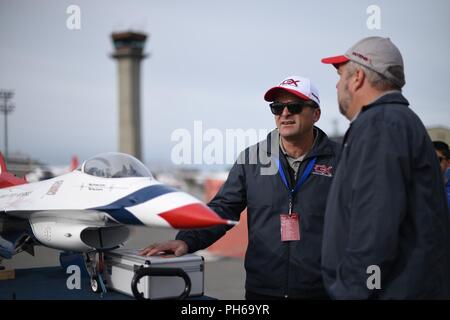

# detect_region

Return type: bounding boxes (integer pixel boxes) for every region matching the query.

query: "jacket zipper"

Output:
[283,157,312,299]
[284,162,302,299]
[284,241,290,298]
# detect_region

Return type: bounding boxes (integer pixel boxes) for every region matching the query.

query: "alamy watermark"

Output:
[170,121,279,175]
[366,265,381,290]
[367,5,381,30]
[66,5,81,30]
[66,265,81,290]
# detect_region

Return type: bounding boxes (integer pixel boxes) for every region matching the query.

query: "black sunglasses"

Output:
[269,102,310,115]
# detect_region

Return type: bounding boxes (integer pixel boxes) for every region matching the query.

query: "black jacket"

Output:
[322,91,450,299]
[177,127,340,298]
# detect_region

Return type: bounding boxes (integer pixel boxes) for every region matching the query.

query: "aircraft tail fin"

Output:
[70,155,79,171]
[0,152,7,174]
[0,152,27,189]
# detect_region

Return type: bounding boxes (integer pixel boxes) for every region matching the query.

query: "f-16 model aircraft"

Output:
[0,152,235,291]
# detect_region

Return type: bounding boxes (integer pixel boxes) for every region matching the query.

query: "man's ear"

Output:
[313,107,321,123]
[353,68,365,91]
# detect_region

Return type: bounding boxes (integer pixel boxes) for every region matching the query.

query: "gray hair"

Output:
[345,61,402,92]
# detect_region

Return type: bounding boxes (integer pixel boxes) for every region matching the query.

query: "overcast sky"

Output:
[0,0,449,170]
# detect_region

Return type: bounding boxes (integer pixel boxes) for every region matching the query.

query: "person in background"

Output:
[433,140,450,209]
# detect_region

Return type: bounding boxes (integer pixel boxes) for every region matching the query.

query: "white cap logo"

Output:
[280,79,300,87]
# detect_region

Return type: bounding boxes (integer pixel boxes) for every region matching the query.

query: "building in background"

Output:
[111,31,148,160]
[428,126,450,145]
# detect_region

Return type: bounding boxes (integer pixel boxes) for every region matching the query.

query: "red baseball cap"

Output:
[321,55,350,68]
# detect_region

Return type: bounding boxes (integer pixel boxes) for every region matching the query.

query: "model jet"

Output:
[0,152,235,291]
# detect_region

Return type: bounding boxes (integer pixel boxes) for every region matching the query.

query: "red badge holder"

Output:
[280,213,300,242]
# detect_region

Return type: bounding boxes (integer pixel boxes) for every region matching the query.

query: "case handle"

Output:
[131,266,192,300]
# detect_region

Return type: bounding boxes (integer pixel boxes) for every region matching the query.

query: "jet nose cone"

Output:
[158,203,237,229]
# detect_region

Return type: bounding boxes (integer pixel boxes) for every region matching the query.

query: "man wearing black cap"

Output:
[321,36,450,299]
[141,75,340,299]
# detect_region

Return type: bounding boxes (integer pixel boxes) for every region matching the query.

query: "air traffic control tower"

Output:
[111,31,148,160]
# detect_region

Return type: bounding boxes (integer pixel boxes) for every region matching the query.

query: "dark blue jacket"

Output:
[446,179,450,213]
[322,92,450,299]
[177,127,340,298]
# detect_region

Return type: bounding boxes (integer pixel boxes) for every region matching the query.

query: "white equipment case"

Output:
[104,249,204,300]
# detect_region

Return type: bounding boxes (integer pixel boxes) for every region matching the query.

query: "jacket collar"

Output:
[361,91,409,114]
[260,126,335,160]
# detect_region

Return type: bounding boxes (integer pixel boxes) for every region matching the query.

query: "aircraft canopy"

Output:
[82,152,152,179]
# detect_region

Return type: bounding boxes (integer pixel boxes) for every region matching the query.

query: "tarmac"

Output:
[2,226,246,300]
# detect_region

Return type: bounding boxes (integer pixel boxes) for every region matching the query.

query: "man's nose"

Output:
[281,105,291,116]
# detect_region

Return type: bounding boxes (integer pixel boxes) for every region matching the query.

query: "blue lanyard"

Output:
[276,157,317,214]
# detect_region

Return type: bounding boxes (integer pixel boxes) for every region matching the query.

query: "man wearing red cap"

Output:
[321,36,450,299]
[141,75,340,299]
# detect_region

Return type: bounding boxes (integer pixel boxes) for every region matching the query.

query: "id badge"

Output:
[280,213,300,242]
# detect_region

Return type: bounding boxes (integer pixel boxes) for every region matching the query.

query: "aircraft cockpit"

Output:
[81,152,153,179]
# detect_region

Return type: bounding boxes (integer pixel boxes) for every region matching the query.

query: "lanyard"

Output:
[276,157,317,215]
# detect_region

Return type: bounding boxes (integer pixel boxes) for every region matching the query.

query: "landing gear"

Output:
[90,275,101,293]
[85,251,107,295]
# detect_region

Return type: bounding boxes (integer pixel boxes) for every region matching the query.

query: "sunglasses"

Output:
[438,156,448,163]
[269,101,311,116]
